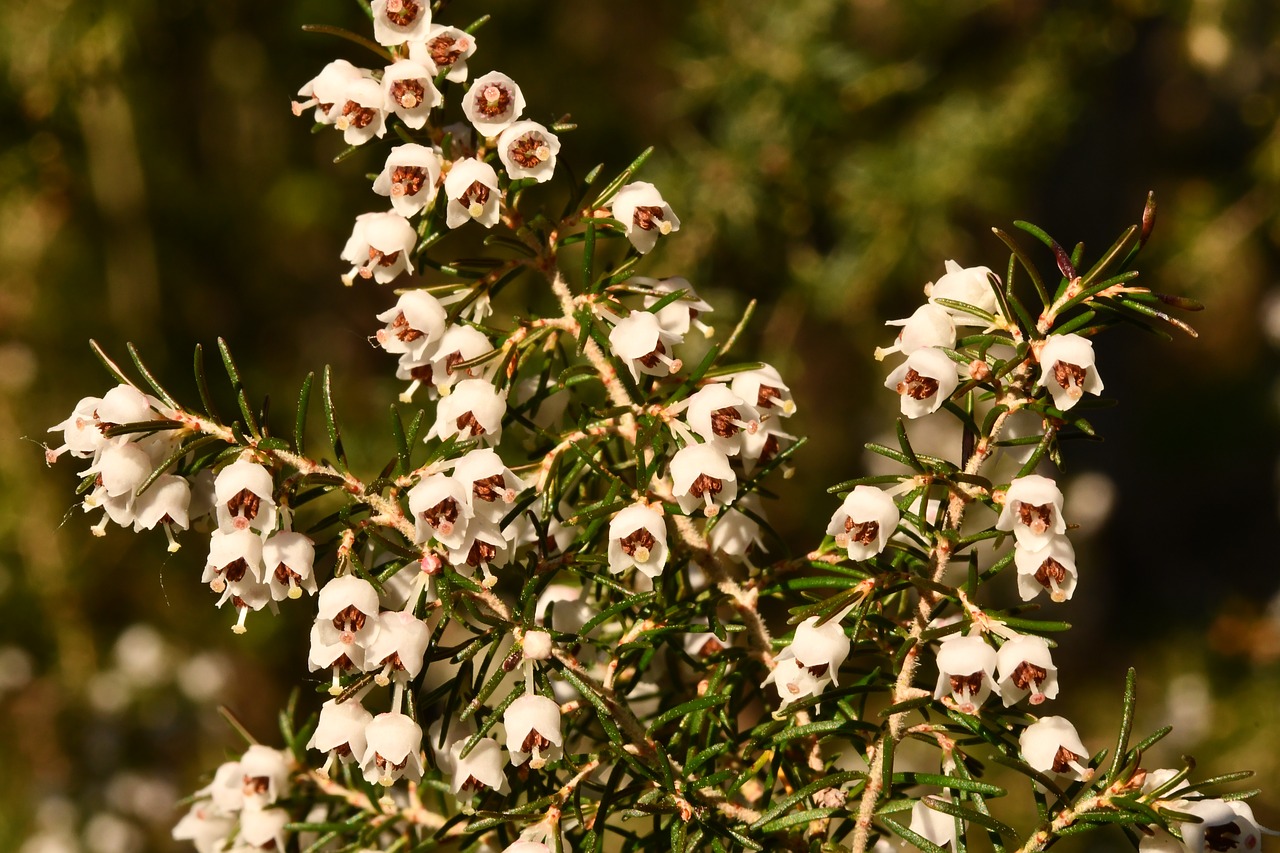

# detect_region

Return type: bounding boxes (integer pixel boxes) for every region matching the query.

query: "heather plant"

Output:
[44,4,1269,853]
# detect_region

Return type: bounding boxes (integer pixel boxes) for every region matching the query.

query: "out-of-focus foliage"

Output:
[3,0,1279,850]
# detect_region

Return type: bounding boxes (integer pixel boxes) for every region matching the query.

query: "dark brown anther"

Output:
[340,100,376,129]
[521,731,552,753]
[459,180,491,208]
[949,672,985,697]
[456,411,486,437]
[619,526,656,557]
[390,167,428,199]
[333,742,353,757]
[429,34,464,68]
[688,473,723,499]
[227,489,262,522]
[696,637,724,656]
[273,563,302,586]
[1053,361,1087,391]
[637,340,666,368]
[422,497,460,528]
[332,605,367,633]
[806,662,830,678]
[756,385,782,409]
[410,364,434,382]
[509,133,547,168]
[388,312,424,342]
[1203,821,1242,851]
[896,368,939,400]
[390,78,427,110]
[632,205,666,231]
[383,0,421,27]
[1051,745,1083,774]
[380,652,405,671]
[710,406,741,437]
[374,753,410,773]
[367,246,401,269]
[474,84,513,118]
[759,433,780,464]
[1011,661,1048,691]
[472,474,506,502]
[1017,502,1054,535]
[460,775,487,793]
[242,775,270,795]
[466,539,497,567]
[1035,557,1067,588]
[223,558,249,584]
[502,651,522,671]
[844,518,879,545]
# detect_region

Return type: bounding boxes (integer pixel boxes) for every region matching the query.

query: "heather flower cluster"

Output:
[45,3,1265,853]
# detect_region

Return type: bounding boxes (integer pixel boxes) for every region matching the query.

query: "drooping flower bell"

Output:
[725,364,795,417]
[763,657,829,712]
[785,616,851,685]
[497,120,560,183]
[449,736,509,800]
[1014,535,1078,602]
[608,309,683,383]
[332,77,388,146]
[708,493,768,563]
[607,503,669,578]
[996,474,1066,551]
[637,276,714,338]
[1177,798,1264,853]
[340,211,417,285]
[132,473,192,552]
[427,378,508,445]
[826,485,900,561]
[451,448,526,523]
[203,528,265,594]
[308,698,373,776]
[670,442,737,517]
[444,158,501,229]
[503,694,564,769]
[373,144,444,218]
[370,0,432,46]
[447,522,511,589]
[263,531,317,601]
[995,634,1059,707]
[462,71,526,137]
[292,59,365,124]
[213,459,277,535]
[908,794,959,850]
[608,181,680,254]
[382,60,442,129]
[884,346,960,419]
[681,384,760,456]
[365,610,431,685]
[1019,715,1092,782]
[876,303,957,361]
[236,806,289,852]
[360,711,425,786]
[239,745,291,806]
[1038,333,1103,412]
[408,473,474,550]
[933,634,997,713]
[317,575,381,648]
[927,259,1000,320]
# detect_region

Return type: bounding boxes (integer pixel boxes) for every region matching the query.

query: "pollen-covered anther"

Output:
[620,527,656,564]
[422,498,459,536]
[843,518,879,546]
[710,405,755,437]
[897,368,939,400]
[1053,361,1088,399]
[390,166,428,198]
[1018,502,1054,536]
[1035,557,1069,601]
[1012,661,1049,703]
[1051,745,1090,779]
[336,100,376,131]
[633,205,672,234]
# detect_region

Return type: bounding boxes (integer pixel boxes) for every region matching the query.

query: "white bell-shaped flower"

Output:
[462,71,526,137]
[427,716,474,776]
[1178,799,1263,853]
[239,745,290,806]
[412,26,476,83]
[762,657,828,712]
[428,378,508,445]
[885,346,960,419]
[373,145,444,219]
[308,617,367,680]
[216,574,274,634]
[726,364,795,416]
[535,585,594,635]
[1015,535,1078,602]
[826,485,900,561]
[447,521,512,589]
[214,458,277,534]
[198,760,246,814]
[452,448,526,522]
[709,493,767,562]
[292,59,365,124]
[785,615,851,685]
[317,575,381,646]
[608,309,683,383]
[739,423,793,475]
[172,803,234,853]
[341,211,416,285]
[928,259,1000,320]
[93,441,151,499]
[46,395,107,462]
[995,634,1059,707]
[397,323,494,401]
[370,0,432,46]
[444,157,501,229]
[670,442,737,517]
[497,120,561,183]
[132,474,191,546]
[449,736,509,799]
[908,795,959,850]
[607,503,669,577]
[608,181,680,254]
[333,77,388,146]
[996,475,1067,551]
[382,59,442,129]
[1038,333,1103,412]
[638,276,714,338]
[504,694,564,768]
[203,528,265,593]
[237,805,289,851]
[408,473,474,549]
[878,303,957,360]
[308,698,374,772]
[365,610,430,683]
[263,531,317,601]
[1019,715,1092,781]
[683,384,760,456]
[97,384,154,426]
[361,711,425,786]
[933,634,997,713]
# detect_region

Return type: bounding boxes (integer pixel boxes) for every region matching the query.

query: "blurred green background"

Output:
[3,0,1279,850]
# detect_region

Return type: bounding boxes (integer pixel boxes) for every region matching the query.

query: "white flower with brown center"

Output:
[446,522,511,589]
[171,803,233,853]
[90,440,151,500]
[670,442,737,517]
[1178,799,1263,853]
[449,736,509,800]
[444,157,501,229]
[373,144,443,218]
[213,459,276,535]
[397,323,495,401]
[877,303,957,360]
[317,575,381,648]
[462,71,526,137]
[451,448,526,523]
[504,694,563,768]
[1014,535,1078,602]
[884,346,960,419]
[1019,715,1092,782]
[725,363,796,417]
[47,395,106,463]
[370,0,432,46]
[1038,333,1104,412]
[996,474,1066,551]
[263,531,317,601]
[381,60,442,129]
[608,181,680,254]
[292,59,365,124]
[237,806,289,851]
[708,493,767,563]
[783,615,851,686]
[933,634,997,713]
[308,698,373,776]
[637,276,715,338]
[682,384,760,456]
[340,211,417,285]
[360,711,425,786]
[607,503,669,577]
[927,259,1000,320]
[375,290,448,361]
[408,473,474,550]
[202,528,265,594]
[607,309,683,383]
[995,634,1059,707]
[365,610,431,684]
[427,378,508,445]
[239,745,290,806]
[308,617,367,692]
[412,25,476,83]
[497,120,561,183]
[763,657,828,712]
[133,474,191,551]
[332,77,388,146]
[826,485,900,561]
